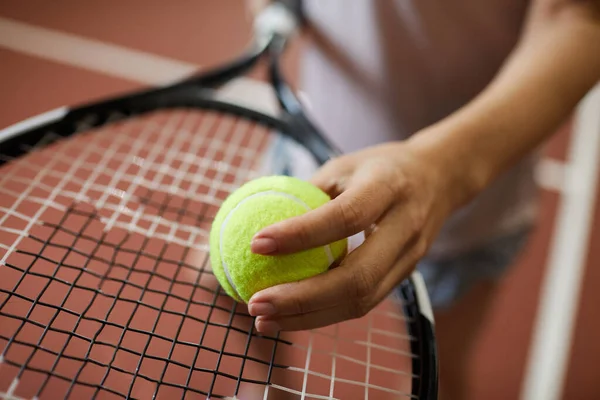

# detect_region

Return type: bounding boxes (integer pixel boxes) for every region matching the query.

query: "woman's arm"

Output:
[247,0,600,334]
[411,0,600,208]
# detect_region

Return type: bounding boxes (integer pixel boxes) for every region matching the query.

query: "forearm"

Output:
[410,4,600,208]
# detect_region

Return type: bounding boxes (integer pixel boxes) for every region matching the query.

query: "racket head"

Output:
[0,12,437,395]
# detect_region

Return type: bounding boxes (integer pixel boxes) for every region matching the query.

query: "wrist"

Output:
[406,127,488,212]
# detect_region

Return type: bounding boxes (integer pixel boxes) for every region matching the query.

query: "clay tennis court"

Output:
[0,1,599,399]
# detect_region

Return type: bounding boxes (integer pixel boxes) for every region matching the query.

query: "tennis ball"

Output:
[209,175,347,303]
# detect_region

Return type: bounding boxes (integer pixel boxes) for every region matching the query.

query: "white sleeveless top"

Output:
[299,0,540,259]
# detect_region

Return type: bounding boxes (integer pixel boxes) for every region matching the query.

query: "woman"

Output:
[247,0,600,397]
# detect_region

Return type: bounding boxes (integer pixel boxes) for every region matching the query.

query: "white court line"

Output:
[0,16,198,86]
[0,16,280,117]
[521,84,600,400]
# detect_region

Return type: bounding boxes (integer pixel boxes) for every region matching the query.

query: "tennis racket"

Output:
[0,2,438,399]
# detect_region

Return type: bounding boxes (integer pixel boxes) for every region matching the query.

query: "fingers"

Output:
[254,304,353,334]
[251,175,395,255]
[253,237,426,334]
[248,204,423,332]
[248,266,350,320]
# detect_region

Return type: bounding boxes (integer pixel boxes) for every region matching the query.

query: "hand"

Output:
[247,139,471,334]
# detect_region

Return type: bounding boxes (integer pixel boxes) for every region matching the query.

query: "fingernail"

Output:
[251,237,277,254]
[248,302,276,317]
[256,319,280,334]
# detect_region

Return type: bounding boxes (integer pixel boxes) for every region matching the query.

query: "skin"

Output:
[247,0,600,332]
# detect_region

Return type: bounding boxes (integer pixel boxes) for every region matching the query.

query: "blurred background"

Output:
[0,1,599,399]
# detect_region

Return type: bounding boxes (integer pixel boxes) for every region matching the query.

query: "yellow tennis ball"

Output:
[209,175,347,303]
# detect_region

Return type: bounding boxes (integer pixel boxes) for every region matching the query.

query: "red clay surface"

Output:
[0,2,598,399]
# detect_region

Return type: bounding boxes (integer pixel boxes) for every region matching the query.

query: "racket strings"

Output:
[0,110,285,399]
[0,108,423,399]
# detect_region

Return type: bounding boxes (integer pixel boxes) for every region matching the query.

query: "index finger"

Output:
[250,179,393,255]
